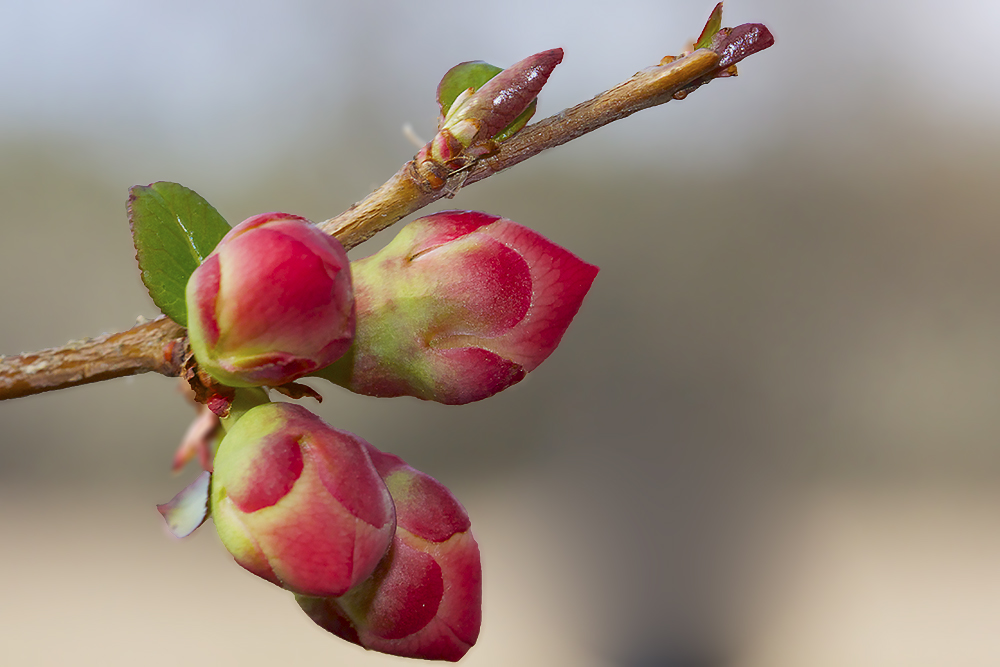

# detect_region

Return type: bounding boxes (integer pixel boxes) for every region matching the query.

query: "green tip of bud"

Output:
[695,2,724,50]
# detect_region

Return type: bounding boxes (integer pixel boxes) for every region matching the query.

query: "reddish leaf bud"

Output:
[316,210,599,404]
[440,48,563,146]
[711,23,775,69]
[297,444,481,662]
[186,213,355,388]
[210,403,395,597]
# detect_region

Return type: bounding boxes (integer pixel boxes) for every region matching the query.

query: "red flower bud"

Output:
[297,444,481,662]
[316,210,598,404]
[186,212,355,387]
[210,403,395,597]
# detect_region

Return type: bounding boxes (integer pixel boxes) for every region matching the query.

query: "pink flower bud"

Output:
[210,403,395,597]
[186,212,355,388]
[317,210,598,404]
[297,445,481,662]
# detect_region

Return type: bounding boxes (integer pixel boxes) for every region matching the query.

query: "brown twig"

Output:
[0,41,762,402]
[317,49,721,246]
[0,316,186,400]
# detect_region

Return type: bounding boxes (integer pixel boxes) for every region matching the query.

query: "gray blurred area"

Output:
[3,1,1000,665]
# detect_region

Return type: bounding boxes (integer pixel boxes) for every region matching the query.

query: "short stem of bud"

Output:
[219,388,271,433]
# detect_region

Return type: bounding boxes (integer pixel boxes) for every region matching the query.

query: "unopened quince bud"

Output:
[186,212,355,388]
[211,403,395,597]
[297,444,481,662]
[315,210,599,404]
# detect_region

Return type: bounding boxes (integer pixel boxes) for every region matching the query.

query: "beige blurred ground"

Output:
[3,1,1000,666]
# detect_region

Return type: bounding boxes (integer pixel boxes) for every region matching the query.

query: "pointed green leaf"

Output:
[695,2,724,50]
[437,60,503,120]
[128,182,231,326]
[493,98,536,143]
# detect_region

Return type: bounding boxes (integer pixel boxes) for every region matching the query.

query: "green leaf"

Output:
[128,182,231,326]
[437,60,503,120]
[695,2,724,50]
[493,98,536,143]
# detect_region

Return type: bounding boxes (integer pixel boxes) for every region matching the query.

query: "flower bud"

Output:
[186,212,355,388]
[316,210,598,404]
[297,445,481,662]
[210,403,395,597]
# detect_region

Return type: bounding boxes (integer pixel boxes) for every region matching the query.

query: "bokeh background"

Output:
[3,1,1000,665]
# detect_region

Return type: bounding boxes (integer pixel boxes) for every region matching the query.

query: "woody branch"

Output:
[0,24,772,402]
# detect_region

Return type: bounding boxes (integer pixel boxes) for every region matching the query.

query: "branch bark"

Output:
[0,316,186,400]
[317,49,721,246]
[0,41,760,402]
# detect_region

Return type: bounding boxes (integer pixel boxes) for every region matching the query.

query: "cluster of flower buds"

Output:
[210,402,481,661]
[165,45,598,662]
[169,207,596,659]
[172,206,596,659]
[141,11,776,656]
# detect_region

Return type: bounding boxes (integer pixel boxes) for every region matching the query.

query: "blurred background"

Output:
[3,1,1000,665]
